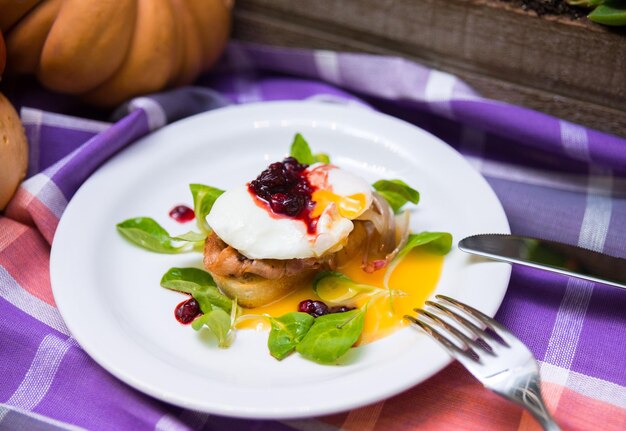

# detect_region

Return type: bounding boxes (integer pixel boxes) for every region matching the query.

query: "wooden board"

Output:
[232,0,626,137]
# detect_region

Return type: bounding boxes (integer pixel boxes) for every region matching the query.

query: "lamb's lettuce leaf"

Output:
[268,312,315,360]
[372,179,420,213]
[290,133,330,165]
[192,308,233,348]
[171,231,206,242]
[160,267,232,313]
[116,217,200,253]
[398,232,453,259]
[312,271,380,303]
[296,309,365,364]
[190,184,224,234]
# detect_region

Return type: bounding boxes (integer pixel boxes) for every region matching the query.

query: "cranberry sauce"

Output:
[169,205,195,223]
[248,157,318,233]
[298,299,355,318]
[174,297,202,324]
[298,299,329,317]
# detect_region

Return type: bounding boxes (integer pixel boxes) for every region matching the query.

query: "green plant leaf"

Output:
[190,184,224,234]
[268,312,315,360]
[312,271,379,303]
[191,308,233,347]
[171,231,207,242]
[290,133,330,165]
[314,153,331,164]
[372,179,420,213]
[116,217,186,254]
[399,232,453,259]
[160,267,232,313]
[588,1,626,26]
[296,309,365,364]
[290,133,315,164]
[160,267,216,291]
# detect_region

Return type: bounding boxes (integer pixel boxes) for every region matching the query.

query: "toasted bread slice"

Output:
[203,232,323,308]
[211,270,317,309]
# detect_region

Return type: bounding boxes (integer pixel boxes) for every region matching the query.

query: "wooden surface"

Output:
[232,0,626,138]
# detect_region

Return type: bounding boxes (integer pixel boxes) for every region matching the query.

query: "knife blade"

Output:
[458,234,626,290]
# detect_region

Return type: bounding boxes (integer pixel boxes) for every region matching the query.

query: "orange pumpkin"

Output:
[0,0,233,106]
[0,30,5,77]
[0,92,28,210]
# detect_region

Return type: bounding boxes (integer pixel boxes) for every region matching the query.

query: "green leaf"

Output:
[116,217,185,254]
[171,231,207,242]
[160,267,216,291]
[372,179,420,213]
[296,309,365,364]
[160,267,232,313]
[312,271,379,303]
[190,184,224,234]
[588,1,626,26]
[229,298,241,330]
[314,153,331,164]
[191,308,233,347]
[398,232,453,259]
[289,133,330,165]
[268,312,315,360]
[290,133,315,165]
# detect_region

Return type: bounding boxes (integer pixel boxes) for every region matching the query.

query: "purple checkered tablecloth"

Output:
[1,43,625,431]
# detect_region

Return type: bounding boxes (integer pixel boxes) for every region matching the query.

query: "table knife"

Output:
[458,234,626,290]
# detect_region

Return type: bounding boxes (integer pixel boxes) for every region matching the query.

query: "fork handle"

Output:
[496,378,561,431]
[529,408,561,431]
[501,395,561,431]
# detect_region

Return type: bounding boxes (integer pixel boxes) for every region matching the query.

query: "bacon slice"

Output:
[204,232,324,280]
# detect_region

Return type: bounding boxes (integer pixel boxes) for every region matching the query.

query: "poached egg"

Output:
[207,163,372,260]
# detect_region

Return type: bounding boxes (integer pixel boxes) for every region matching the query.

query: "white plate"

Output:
[50,101,510,419]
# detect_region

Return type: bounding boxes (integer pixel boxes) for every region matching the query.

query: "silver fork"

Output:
[405,295,560,431]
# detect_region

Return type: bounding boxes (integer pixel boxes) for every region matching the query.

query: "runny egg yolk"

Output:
[310,190,367,219]
[238,248,445,345]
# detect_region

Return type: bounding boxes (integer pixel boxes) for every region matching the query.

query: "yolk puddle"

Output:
[239,249,444,345]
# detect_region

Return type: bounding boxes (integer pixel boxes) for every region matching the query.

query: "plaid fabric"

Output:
[1,42,625,431]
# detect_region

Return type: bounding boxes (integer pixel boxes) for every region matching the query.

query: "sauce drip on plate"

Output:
[239,249,444,344]
[169,205,195,223]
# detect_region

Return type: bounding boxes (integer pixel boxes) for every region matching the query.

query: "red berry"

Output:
[174,298,201,324]
[298,299,329,317]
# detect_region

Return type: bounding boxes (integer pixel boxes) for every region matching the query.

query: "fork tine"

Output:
[425,301,499,348]
[436,295,517,345]
[414,308,494,356]
[404,314,477,362]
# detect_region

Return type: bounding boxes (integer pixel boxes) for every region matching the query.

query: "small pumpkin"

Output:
[0,92,28,210]
[0,30,5,77]
[1,0,232,107]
